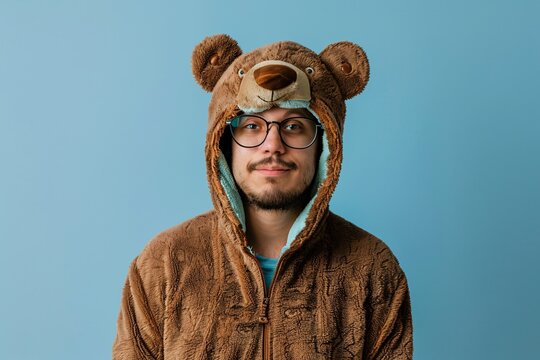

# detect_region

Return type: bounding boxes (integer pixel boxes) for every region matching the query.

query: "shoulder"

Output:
[326,211,406,280]
[135,210,217,269]
[326,211,395,257]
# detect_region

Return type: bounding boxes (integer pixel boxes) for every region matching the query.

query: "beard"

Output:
[240,180,313,211]
[236,155,315,211]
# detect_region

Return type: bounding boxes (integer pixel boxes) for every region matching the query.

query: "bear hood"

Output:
[191,34,369,255]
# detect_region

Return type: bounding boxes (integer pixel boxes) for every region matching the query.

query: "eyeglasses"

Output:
[226,114,323,149]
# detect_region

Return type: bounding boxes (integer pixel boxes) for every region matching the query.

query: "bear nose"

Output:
[254,64,297,91]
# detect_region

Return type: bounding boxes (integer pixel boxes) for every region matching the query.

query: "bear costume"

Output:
[113,34,413,359]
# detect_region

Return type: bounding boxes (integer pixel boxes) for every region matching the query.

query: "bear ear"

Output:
[192,34,242,92]
[319,41,370,100]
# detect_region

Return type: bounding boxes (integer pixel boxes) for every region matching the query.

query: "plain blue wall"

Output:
[1,0,538,359]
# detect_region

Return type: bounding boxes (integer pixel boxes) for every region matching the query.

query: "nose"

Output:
[254,64,297,91]
[261,124,286,154]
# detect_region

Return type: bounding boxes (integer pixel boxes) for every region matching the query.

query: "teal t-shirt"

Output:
[255,254,279,290]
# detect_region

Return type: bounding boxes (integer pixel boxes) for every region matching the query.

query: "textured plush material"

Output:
[113,34,413,359]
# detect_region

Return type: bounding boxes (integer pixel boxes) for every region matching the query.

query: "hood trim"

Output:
[214,102,335,257]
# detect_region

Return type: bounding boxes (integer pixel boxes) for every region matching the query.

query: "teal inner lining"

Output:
[217,105,329,256]
[255,253,279,290]
[218,151,246,230]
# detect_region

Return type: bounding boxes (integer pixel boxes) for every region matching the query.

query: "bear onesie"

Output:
[113,34,413,359]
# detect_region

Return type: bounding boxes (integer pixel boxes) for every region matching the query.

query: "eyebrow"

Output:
[281,108,313,118]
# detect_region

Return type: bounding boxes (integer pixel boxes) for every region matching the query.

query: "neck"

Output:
[245,204,302,258]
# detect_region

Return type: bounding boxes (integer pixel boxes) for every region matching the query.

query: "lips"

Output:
[255,168,290,176]
[248,156,297,177]
[253,164,291,177]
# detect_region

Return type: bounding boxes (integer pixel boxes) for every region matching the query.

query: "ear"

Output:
[192,34,242,92]
[319,41,369,100]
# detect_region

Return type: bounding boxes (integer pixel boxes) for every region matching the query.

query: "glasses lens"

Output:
[279,117,317,148]
[229,115,319,148]
[230,115,268,147]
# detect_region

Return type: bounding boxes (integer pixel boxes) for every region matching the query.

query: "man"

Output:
[113,34,413,359]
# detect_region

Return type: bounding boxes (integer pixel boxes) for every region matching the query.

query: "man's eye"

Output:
[283,122,303,132]
[244,123,260,130]
[285,124,300,130]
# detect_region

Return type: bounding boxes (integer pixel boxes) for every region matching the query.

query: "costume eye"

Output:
[238,68,245,77]
[305,67,315,75]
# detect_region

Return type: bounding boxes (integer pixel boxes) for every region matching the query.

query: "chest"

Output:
[161,251,370,359]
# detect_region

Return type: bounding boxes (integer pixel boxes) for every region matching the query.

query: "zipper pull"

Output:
[258,297,270,324]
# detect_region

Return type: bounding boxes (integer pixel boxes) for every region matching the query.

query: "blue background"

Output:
[1,0,538,359]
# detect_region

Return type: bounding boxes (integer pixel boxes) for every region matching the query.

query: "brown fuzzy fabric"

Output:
[192,34,242,92]
[113,34,412,359]
[320,41,370,100]
[112,212,412,359]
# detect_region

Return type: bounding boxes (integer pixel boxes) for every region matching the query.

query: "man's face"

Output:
[231,107,320,211]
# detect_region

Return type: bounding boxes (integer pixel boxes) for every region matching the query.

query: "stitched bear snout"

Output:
[254,64,298,91]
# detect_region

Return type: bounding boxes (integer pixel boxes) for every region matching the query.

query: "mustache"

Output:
[247,156,297,171]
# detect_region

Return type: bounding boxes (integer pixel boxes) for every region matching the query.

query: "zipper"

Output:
[261,297,270,360]
[245,248,287,360]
